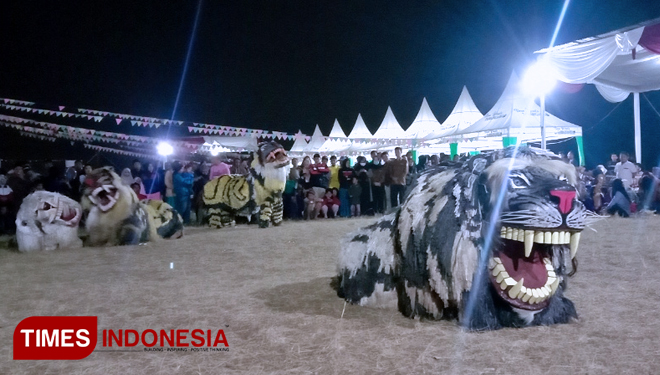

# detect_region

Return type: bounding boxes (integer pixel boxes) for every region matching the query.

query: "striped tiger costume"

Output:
[203,141,289,228]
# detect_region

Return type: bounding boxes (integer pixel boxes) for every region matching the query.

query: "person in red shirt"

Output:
[321,188,340,218]
[309,153,330,187]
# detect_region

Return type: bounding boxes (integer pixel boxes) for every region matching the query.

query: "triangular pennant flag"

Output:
[59,106,65,111]
[115,119,122,125]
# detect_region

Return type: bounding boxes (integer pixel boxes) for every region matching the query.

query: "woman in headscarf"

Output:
[120,168,135,186]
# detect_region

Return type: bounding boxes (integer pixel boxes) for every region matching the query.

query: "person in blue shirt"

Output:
[172,161,195,224]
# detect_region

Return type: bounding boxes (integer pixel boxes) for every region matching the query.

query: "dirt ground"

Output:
[1,214,660,374]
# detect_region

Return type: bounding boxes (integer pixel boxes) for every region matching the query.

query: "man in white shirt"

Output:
[615,152,637,189]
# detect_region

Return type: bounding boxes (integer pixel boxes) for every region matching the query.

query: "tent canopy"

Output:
[202,136,259,151]
[405,98,441,139]
[537,17,660,162]
[537,17,660,102]
[303,124,326,152]
[347,114,373,139]
[373,106,407,139]
[429,86,483,139]
[455,72,582,143]
[318,119,351,153]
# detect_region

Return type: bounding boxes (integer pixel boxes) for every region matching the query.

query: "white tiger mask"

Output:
[337,147,595,330]
[16,191,83,252]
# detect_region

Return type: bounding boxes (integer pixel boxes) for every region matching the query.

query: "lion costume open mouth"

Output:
[34,193,82,227]
[87,185,120,212]
[490,230,579,310]
[337,147,596,330]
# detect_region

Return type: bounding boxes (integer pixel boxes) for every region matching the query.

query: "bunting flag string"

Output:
[0,114,197,148]
[0,96,305,139]
[0,103,104,122]
[83,144,162,161]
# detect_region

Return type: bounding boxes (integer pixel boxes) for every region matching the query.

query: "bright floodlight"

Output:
[157,142,174,156]
[210,147,220,156]
[521,60,557,97]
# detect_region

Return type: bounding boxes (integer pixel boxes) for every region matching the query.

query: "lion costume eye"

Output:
[558,174,568,182]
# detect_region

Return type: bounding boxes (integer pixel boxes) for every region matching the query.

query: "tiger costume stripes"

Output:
[203,141,289,228]
[337,147,596,330]
[82,167,184,246]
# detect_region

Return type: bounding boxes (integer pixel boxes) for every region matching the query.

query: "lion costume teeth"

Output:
[82,167,184,246]
[15,191,83,252]
[336,147,593,330]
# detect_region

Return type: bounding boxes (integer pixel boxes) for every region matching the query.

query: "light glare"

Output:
[157,142,174,156]
[521,60,557,97]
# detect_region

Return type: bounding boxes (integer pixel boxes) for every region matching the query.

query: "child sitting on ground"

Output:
[321,188,340,218]
[303,190,322,220]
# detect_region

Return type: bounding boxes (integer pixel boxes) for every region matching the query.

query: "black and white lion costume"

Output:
[82,167,184,246]
[337,147,591,330]
[203,141,289,228]
[15,191,83,252]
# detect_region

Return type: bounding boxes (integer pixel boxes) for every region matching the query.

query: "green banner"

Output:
[502,137,517,148]
[450,143,458,159]
[576,136,585,166]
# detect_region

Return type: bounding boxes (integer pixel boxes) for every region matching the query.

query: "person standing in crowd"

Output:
[309,154,329,188]
[405,151,416,186]
[606,178,631,217]
[381,152,392,211]
[369,152,386,214]
[131,160,142,180]
[606,153,618,175]
[164,162,176,207]
[172,162,194,224]
[615,151,636,189]
[567,151,577,166]
[338,157,354,217]
[192,163,210,225]
[354,156,372,215]
[283,158,301,220]
[386,147,408,208]
[0,173,16,235]
[141,163,162,200]
[209,156,231,180]
[328,155,340,190]
[348,177,362,217]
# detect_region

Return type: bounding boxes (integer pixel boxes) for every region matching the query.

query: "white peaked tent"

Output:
[318,119,351,153]
[289,130,309,153]
[429,86,484,139]
[456,72,583,146]
[202,136,259,151]
[303,124,326,153]
[346,113,375,153]
[347,113,372,139]
[536,17,660,162]
[372,106,407,139]
[405,98,442,139]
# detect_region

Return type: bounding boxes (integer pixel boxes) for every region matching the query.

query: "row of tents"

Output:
[282,72,583,161]
[204,72,583,160]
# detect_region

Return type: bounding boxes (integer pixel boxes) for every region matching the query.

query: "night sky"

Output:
[2,1,660,168]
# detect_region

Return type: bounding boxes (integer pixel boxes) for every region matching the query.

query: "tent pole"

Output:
[634,92,641,163]
[540,95,546,149]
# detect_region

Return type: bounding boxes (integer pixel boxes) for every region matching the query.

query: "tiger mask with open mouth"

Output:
[336,147,593,330]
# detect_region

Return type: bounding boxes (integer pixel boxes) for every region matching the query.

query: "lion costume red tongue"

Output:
[497,244,548,289]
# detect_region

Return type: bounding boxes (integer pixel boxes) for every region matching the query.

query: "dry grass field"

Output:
[1,214,660,374]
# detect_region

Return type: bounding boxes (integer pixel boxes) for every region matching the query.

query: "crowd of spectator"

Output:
[1,148,659,235]
[283,147,454,220]
[0,156,251,235]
